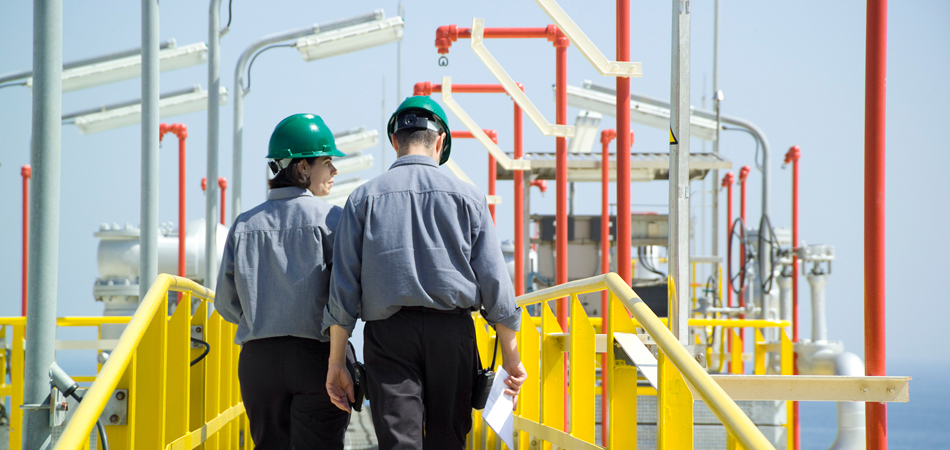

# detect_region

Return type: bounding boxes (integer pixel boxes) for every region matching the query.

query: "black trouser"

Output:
[364,307,478,450]
[238,336,350,449]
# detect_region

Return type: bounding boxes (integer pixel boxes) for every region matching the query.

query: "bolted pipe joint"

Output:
[435,25,458,54]
[739,165,751,183]
[784,145,800,165]
[413,81,432,96]
[721,171,734,188]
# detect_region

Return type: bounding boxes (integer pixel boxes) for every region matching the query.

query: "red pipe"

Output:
[530,179,547,193]
[218,177,228,225]
[738,165,750,372]
[435,25,559,53]
[784,145,802,450]
[599,129,617,443]
[865,0,888,447]
[450,130,499,224]
[721,172,735,368]
[21,165,31,316]
[616,0,632,288]
[159,123,188,300]
[514,87,524,297]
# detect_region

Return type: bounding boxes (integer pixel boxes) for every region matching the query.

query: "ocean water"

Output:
[799,361,950,450]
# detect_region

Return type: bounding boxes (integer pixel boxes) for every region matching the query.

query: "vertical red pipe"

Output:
[160,123,187,301]
[488,155,497,223]
[865,1,888,447]
[514,88,525,297]
[784,145,802,450]
[554,29,570,433]
[738,165,750,372]
[721,172,735,364]
[600,129,616,444]
[616,0,631,287]
[555,32,569,328]
[219,177,228,225]
[21,165,31,316]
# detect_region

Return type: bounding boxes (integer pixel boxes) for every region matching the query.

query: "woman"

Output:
[216,113,349,449]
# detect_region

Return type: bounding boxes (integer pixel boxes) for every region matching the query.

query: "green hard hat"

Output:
[267,113,345,160]
[387,96,452,165]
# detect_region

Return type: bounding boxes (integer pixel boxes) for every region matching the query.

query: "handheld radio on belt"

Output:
[471,326,499,410]
[347,341,367,412]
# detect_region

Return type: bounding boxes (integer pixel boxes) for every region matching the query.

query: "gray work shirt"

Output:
[323,155,521,336]
[216,187,342,345]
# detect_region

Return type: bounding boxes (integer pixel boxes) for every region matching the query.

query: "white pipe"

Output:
[777,274,792,339]
[807,272,828,342]
[798,345,866,450]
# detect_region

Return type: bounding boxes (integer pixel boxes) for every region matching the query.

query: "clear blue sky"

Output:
[0,0,947,376]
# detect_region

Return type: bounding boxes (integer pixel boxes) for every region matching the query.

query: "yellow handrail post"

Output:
[568,295,595,443]
[205,311,224,450]
[606,291,638,448]
[517,310,541,450]
[731,329,743,374]
[472,315,490,449]
[189,300,209,438]
[11,324,25,450]
[165,293,191,445]
[754,329,766,375]
[781,329,794,450]
[657,351,693,449]
[541,303,565,448]
[134,291,169,448]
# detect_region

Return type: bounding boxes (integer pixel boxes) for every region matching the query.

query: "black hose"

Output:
[637,246,666,278]
[727,217,755,295]
[244,44,295,93]
[191,338,210,366]
[72,394,109,450]
[757,214,780,293]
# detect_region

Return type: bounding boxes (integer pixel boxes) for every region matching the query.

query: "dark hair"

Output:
[268,157,317,190]
[394,128,440,154]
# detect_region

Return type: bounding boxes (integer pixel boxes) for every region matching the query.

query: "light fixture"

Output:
[26,42,208,93]
[334,153,375,176]
[567,110,602,153]
[334,128,380,155]
[324,178,367,207]
[295,17,404,62]
[67,85,227,135]
[564,83,718,141]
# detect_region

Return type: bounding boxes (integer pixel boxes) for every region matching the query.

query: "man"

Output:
[323,96,526,449]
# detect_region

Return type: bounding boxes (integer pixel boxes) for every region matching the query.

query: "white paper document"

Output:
[481,366,514,449]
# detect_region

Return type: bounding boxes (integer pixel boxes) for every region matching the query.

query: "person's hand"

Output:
[501,361,527,410]
[326,362,354,413]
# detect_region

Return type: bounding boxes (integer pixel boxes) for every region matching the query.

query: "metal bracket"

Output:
[439,77,531,171]
[468,19,574,138]
[65,388,128,426]
[191,325,204,348]
[530,0,643,77]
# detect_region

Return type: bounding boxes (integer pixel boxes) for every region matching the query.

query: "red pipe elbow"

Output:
[721,171,735,188]
[739,165,751,182]
[784,145,801,164]
[414,82,432,96]
[201,177,208,192]
[218,177,228,189]
[530,179,548,193]
[21,165,31,178]
[601,129,617,144]
[435,25,458,54]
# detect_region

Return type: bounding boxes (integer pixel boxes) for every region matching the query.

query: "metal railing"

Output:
[471,272,776,450]
[51,274,248,449]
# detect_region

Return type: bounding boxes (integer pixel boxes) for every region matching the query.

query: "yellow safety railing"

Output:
[472,273,776,450]
[52,274,249,450]
[1,316,132,449]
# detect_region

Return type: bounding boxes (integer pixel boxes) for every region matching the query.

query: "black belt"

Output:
[401,306,472,315]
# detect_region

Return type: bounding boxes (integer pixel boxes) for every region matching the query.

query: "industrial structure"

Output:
[0,0,906,449]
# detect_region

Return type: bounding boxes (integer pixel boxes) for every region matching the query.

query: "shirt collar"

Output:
[389,154,439,170]
[267,187,313,200]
